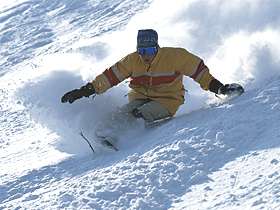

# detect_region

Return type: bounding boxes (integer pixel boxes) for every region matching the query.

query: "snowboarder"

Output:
[61,29,244,148]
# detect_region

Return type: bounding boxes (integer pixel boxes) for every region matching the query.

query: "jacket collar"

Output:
[151,46,162,64]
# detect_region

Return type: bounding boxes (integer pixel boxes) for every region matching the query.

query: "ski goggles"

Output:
[137,46,158,56]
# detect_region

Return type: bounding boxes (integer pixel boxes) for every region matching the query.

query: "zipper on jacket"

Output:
[146,64,150,72]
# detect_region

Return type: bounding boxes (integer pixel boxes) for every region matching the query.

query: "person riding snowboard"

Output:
[61,29,244,149]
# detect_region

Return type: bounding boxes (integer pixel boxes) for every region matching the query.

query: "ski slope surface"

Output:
[1,0,280,209]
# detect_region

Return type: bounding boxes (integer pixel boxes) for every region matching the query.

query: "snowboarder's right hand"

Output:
[61,83,96,104]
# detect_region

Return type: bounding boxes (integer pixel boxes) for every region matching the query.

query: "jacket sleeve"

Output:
[189,58,215,91]
[178,49,215,91]
[90,53,134,94]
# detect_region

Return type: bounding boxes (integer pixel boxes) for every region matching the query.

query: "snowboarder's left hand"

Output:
[209,79,244,96]
[219,83,244,95]
[61,83,96,104]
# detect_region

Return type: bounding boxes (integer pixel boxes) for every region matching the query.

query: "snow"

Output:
[1,0,280,209]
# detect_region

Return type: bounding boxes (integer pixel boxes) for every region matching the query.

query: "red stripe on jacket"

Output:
[130,71,181,86]
[190,60,208,80]
[103,67,121,87]
[130,75,150,86]
[152,71,181,86]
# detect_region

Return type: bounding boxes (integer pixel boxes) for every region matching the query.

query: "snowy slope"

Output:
[1,0,280,209]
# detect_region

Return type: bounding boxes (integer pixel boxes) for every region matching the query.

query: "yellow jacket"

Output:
[90,47,215,116]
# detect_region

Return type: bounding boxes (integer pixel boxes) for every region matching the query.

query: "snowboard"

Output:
[80,84,244,153]
[79,132,118,154]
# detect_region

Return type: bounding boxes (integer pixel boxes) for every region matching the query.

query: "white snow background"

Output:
[1,0,280,209]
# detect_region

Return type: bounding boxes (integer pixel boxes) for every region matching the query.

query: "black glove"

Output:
[209,79,244,95]
[219,83,244,95]
[61,83,96,104]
